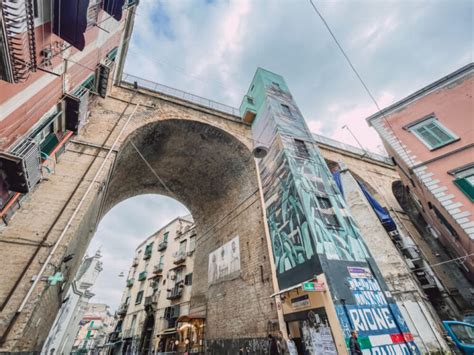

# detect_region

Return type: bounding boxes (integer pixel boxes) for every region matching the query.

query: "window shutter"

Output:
[454,178,474,202]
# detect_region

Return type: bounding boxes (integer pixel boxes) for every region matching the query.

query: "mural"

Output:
[255,86,369,288]
[249,70,418,353]
[208,236,240,284]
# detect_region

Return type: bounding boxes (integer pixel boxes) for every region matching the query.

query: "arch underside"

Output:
[101,118,277,341]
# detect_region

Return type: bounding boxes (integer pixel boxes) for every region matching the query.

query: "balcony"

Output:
[158,240,168,251]
[126,278,134,287]
[166,284,184,300]
[0,0,37,83]
[122,328,133,339]
[173,251,186,265]
[132,257,139,267]
[143,250,152,260]
[116,303,129,316]
[144,294,158,307]
[138,271,147,281]
[153,264,164,274]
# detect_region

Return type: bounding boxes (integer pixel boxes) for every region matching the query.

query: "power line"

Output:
[308,0,418,168]
[411,253,474,272]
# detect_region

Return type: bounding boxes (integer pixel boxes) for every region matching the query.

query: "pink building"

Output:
[0,0,137,220]
[367,63,473,316]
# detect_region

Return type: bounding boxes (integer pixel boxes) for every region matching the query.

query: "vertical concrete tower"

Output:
[241,68,419,354]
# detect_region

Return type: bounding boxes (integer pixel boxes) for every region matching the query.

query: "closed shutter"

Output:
[454,178,474,202]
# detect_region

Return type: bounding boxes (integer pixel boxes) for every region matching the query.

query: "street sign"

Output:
[302,281,325,292]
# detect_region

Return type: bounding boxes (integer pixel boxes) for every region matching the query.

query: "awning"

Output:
[158,328,176,336]
[176,314,206,323]
[53,0,89,50]
[103,0,126,21]
[270,283,303,298]
[169,264,185,271]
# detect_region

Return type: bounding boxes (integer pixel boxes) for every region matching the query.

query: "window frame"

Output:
[135,290,144,304]
[450,165,474,202]
[407,116,458,150]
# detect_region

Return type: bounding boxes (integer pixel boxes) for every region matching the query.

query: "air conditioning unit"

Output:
[0,138,41,193]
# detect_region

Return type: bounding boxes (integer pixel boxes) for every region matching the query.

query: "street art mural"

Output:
[208,236,241,284]
[246,68,418,353]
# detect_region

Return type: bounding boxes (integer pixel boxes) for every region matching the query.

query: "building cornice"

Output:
[366,63,474,126]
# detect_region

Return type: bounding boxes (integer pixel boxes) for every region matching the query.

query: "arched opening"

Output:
[86,118,276,351]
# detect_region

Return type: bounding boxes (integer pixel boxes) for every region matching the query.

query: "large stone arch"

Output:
[0,85,277,352]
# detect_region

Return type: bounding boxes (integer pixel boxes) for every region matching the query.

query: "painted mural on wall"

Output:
[255,86,369,288]
[248,70,418,353]
[208,236,240,284]
[335,266,418,354]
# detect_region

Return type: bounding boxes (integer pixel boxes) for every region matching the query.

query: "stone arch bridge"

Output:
[0,80,278,352]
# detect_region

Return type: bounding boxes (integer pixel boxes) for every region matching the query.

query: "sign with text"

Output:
[302,281,325,292]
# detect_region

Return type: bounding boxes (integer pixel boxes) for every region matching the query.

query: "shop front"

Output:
[274,276,347,354]
[175,315,205,354]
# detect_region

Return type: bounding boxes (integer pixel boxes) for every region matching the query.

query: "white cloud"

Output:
[87,0,473,309]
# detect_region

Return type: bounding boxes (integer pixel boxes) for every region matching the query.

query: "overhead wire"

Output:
[308,0,418,169]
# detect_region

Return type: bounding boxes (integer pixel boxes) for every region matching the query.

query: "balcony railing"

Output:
[153,264,164,274]
[144,294,158,307]
[126,278,134,287]
[158,240,168,251]
[138,271,147,281]
[173,251,186,265]
[132,257,139,266]
[0,0,37,83]
[143,250,152,260]
[121,73,240,117]
[166,284,183,300]
[116,303,128,316]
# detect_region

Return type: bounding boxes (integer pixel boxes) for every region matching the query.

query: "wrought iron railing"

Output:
[0,0,37,83]
[121,73,241,117]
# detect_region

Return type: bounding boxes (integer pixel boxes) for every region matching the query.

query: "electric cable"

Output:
[308,0,418,169]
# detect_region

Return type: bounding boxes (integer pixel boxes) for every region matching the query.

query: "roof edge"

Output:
[366,62,474,126]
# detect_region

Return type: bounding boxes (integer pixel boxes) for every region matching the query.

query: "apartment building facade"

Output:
[0,0,137,221]
[367,63,474,317]
[71,303,115,355]
[42,250,104,355]
[109,216,197,354]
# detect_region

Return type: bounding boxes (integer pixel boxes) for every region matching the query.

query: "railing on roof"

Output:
[121,73,241,117]
[312,133,392,165]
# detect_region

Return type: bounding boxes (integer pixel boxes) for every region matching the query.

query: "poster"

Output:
[208,236,240,284]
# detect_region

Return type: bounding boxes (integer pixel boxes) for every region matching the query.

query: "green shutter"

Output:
[107,47,118,61]
[454,178,474,201]
[413,120,455,149]
[40,133,59,156]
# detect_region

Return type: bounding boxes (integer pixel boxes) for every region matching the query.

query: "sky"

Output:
[87,0,472,310]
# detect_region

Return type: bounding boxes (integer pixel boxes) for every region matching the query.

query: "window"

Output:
[163,232,169,242]
[135,290,144,304]
[189,236,196,252]
[451,166,474,202]
[247,96,254,105]
[294,139,309,159]
[281,104,292,117]
[273,81,281,89]
[317,197,340,228]
[179,240,187,253]
[433,205,458,237]
[185,273,193,285]
[408,117,457,150]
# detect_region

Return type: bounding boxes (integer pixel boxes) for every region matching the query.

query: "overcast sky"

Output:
[87,0,472,310]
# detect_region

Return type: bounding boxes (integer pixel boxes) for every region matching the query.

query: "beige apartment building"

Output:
[109,215,197,354]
